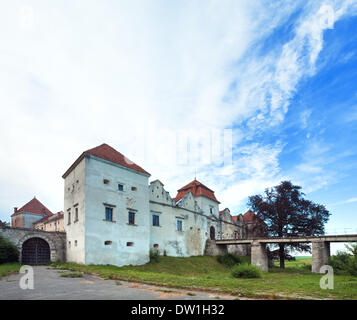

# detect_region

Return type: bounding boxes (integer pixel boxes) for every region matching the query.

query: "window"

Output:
[128,211,135,225]
[152,215,160,227]
[104,241,112,245]
[68,241,71,248]
[118,184,124,191]
[126,242,134,247]
[105,207,113,221]
[75,240,77,247]
[75,207,79,222]
[210,207,213,214]
[131,186,137,191]
[153,244,159,248]
[67,210,71,225]
[103,179,109,184]
[176,219,183,232]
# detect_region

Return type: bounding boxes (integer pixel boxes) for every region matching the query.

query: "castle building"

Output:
[11,197,53,229]
[61,143,257,267]
[33,211,65,232]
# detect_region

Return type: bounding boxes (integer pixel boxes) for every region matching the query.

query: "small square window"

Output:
[103,179,110,184]
[131,186,137,191]
[118,184,124,191]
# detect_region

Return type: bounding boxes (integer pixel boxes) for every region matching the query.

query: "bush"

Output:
[149,248,160,263]
[0,234,19,264]
[328,244,357,276]
[217,254,242,268]
[328,251,351,273]
[231,263,262,278]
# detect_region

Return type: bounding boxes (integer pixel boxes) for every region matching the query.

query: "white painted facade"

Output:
[64,150,245,267]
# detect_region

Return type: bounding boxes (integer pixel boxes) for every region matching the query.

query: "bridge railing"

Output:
[323,228,357,235]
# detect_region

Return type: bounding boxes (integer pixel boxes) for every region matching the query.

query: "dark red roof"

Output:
[243,210,260,223]
[35,211,64,224]
[11,197,53,217]
[232,215,238,222]
[174,179,220,204]
[62,143,150,178]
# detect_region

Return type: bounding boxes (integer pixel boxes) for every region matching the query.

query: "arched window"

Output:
[210,226,215,240]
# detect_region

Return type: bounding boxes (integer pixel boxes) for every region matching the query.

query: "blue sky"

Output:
[0,1,356,254]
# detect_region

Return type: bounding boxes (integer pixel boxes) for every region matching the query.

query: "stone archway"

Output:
[17,234,57,263]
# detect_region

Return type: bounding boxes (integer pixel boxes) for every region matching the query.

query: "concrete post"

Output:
[251,241,268,272]
[312,241,330,273]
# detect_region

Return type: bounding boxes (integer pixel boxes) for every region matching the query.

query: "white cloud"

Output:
[0,0,356,221]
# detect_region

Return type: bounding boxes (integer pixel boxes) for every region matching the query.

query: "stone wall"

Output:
[204,239,228,256]
[0,226,66,262]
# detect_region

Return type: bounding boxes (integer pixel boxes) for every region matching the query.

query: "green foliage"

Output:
[328,252,351,273]
[217,253,242,268]
[231,263,262,278]
[149,248,160,263]
[0,234,19,264]
[328,244,357,276]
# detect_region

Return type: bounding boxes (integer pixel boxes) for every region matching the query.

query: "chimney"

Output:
[14,207,18,213]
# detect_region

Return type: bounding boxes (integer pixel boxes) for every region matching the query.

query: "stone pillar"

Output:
[312,241,330,273]
[251,241,268,272]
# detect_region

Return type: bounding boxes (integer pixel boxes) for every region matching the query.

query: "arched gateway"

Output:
[21,237,51,265]
[0,227,66,264]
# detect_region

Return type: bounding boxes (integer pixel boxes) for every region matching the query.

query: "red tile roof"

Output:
[242,210,261,223]
[232,215,238,222]
[34,211,64,224]
[62,143,150,178]
[174,179,220,204]
[11,197,53,217]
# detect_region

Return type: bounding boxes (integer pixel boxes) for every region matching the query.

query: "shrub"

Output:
[0,234,19,264]
[217,254,242,268]
[328,244,357,276]
[328,251,351,273]
[231,263,262,278]
[149,248,160,263]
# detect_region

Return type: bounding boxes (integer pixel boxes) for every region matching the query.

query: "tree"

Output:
[0,220,9,228]
[248,181,330,268]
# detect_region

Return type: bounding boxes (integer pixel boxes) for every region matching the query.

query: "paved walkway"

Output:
[0,266,237,300]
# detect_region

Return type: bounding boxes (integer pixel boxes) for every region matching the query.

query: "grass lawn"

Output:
[50,256,357,300]
[0,263,21,279]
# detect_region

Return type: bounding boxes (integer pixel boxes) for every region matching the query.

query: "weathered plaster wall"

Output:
[149,181,210,256]
[84,155,150,266]
[64,156,86,264]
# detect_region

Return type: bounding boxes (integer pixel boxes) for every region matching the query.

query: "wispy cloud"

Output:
[330,197,357,206]
[0,1,356,220]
